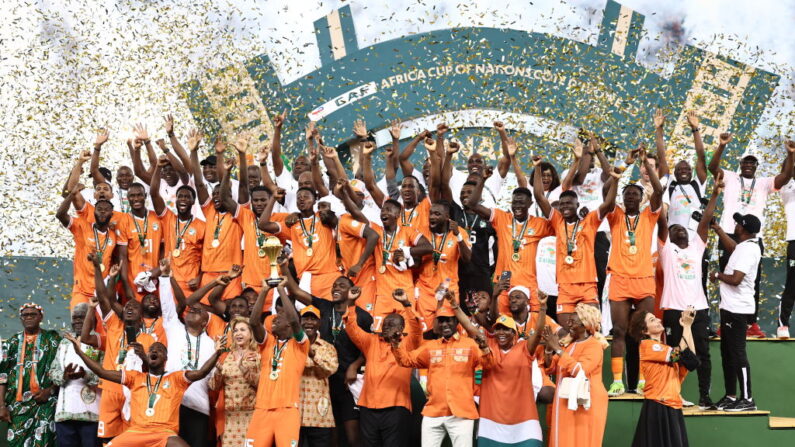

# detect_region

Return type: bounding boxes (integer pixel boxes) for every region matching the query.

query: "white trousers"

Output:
[421,415,474,447]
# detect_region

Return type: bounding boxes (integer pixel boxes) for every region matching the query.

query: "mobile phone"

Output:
[500,271,512,282]
[124,326,137,344]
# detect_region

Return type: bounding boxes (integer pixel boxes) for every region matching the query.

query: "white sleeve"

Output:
[158,276,179,328]
[730,244,761,275]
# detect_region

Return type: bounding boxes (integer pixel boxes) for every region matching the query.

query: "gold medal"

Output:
[379,265,386,274]
[269,370,279,380]
[100,264,106,273]
[306,247,314,257]
[512,252,520,262]
[172,248,181,258]
[116,364,123,371]
[565,255,574,265]
[145,408,155,417]
[629,245,638,255]
[211,239,220,248]
[258,248,266,258]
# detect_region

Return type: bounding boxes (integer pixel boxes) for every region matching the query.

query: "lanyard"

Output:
[146,373,165,410]
[213,213,226,241]
[117,187,131,213]
[330,309,344,342]
[271,339,289,372]
[432,231,450,266]
[130,212,149,246]
[92,225,110,257]
[382,227,398,266]
[511,217,529,254]
[462,213,479,232]
[143,318,158,334]
[564,219,581,256]
[401,205,418,227]
[299,215,316,249]
[625,213,640,247]
[253,218,265,248]
[175,217,193,249]
[185,332,201,370]
[739,177,756,205]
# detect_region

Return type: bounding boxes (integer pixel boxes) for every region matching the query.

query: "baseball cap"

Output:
[733,212,761,234]
[494,314,517,332]
[200,155,218,166]
[89,166,113,182]
[300,305,321,318]
[349,179,366,194]
[436,306,456,318]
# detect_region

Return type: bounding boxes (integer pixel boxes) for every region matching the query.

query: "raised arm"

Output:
[653,110,670,179]
[398,130,430,176]
[774,140,795,189]
[256,191,282,234]
[157,139,191,185]
[360,141,385,206]
[219,156,239,216]
[188,129,209,205]
[128,138,149,183]
[233,134,250,203]
[508,139,527,189]
[56,187,81,228]
[711,221,736,254]
[573,145,592,186]
[641,145,665,211]
[63,332,121,383]
[277,256,313,306]
[526,292,548,355]
[309,146,329,198]
[334,180,367,223]
[257,145,277,193]
[91,255,123,317]
[90,129,110,185]
[133,123,155,184]
[464,175,492,219]
[277,279,303,335]
[185,337,227,382]
[697,171,723,242]
[164,114,193,177]
[449,293,482,340]
[686,112,708,184]
[450,219,471,263]
[80,300,100,347]
[531,156,552,218]
[493,121,512,178]
[149,158,167,216]
[270,110,287,177]
[560,140,582,191]
[707,132,731,177]
[249,281,271,343]
[598,170,621,216]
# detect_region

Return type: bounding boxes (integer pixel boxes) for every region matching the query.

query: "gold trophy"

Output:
[262,236,284,287]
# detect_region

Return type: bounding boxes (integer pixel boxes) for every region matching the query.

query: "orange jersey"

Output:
[490,209,552,298]
[159,210,205,284]
[550,209,602,285]
[68,214,122,298]
[123,370,192,432]
[639,339,688,409]
[201,202,243,272]
[254,333,310,410]
[76,202,129,230]
[417,228,469,292]
[479,337,539,425]
[400,198,431,236]
[238,207,288,289]
[337,214,376,277]
[276,213,338,276]
[120,210,164,277]
[99,313,157,392]
[370,224,423,298]
[514,312,561,340]
[606,206,660,277]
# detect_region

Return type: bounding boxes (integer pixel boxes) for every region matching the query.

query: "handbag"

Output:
[558,369,591,410]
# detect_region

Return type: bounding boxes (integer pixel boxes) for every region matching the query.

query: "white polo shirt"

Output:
[719,238,761,315]
[718,171,776,235]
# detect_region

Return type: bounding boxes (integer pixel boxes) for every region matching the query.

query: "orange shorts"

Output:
[107,430,175,447]
[608,275,656,301]
[307,270,343,300]
[352,271,377,314]
[98,388,128,438]
[71,291,93,308]
[200,272,243,304]
[557,282,599,314]
[244,407,300,447]
[371,293,408,332]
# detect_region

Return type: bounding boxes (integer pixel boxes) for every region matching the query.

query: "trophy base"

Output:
[266,278,282,287]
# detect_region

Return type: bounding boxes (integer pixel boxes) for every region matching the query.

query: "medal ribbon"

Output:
[253,218,265,249]
[432,231,449,266]
[625,213,640,247]
[564,219,581,256]
[511,217,529,255]
[92,224,111,260]
[213,213,226,241]
[271,339,289,373]
[299,215,316,250]
[382,227,398,267]
[146,373,165,412]
[185,332,201,370]
[401,205,418,227]
[462,213,479,232]
[130,212,149,246]
[175,217,193,251]
[15,332,41,402]
[739,177,756,205]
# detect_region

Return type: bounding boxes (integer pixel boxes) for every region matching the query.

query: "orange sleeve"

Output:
[122,369,143,388]
[585,209,603,230]
[342,310,372,352]
[339,215,367,238]
[640,340,673,363]
[392,343,430,369]
[558,342,602,377]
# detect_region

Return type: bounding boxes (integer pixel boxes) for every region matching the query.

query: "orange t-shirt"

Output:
[159,210,205,285]
[514,312,561,340]
[120,210,163,278]
[254,333,310,410]
[490,209,552,297]
[550,209,603,285]
[607,206,660,278]
[76,202,128,230]
[337,214,375,278]
[201,201,243,272]
[276,213,338,276]
[479,337,539,425]
[123,370,191,432]
[370,224,423,299]
[238,207,288,288]
[393,333,492,419]
[400,198,431,237]
[639,339,688,409]
[69,214,122,297]
[99,313,157,392]
[417,228,470,293]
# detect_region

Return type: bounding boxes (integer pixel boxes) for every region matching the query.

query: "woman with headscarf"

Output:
[628,307,699,447]
[542,303,609,447]
[208,316,260,447]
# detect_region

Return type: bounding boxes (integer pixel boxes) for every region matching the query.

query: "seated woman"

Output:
[629,307,699,447]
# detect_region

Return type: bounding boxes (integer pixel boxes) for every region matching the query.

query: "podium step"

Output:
[683,406,770,417]
[769,416,795,429]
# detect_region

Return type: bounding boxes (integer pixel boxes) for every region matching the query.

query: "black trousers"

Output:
[55,421,98,447]
[359,406,410,447]
[546,295,558,322]
[626,327,640,391]
[178,405,209,447]
[719,234,763,324]
[664,309,712,398]
[779,240,795,327]
[595,231,610,307]
[299,427,332,447]
[719,310,753,399]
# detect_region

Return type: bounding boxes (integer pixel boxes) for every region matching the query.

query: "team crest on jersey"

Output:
[447,241,453,247]
[163,380,171,389]
[398,241,405,247]
[188,228,196,235]
[652,343,663,352]
[152,223,159,231]
[351,221,360,227]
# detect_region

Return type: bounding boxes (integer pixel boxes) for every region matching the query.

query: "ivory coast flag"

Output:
[477,417,543,446]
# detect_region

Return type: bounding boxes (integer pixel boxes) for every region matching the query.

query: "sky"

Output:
[0,0,793,257]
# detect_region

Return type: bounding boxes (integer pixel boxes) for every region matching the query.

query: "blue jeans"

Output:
[55,421,98,447]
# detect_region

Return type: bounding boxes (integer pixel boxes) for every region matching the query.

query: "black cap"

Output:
[741,154,759,162]
[200,155,217,166]
[89,166,112,182]
[733,212,761,234]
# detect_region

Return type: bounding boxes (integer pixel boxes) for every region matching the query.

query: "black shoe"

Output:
[723,398,757,412]
[715,395,736,410]
[699,396,717,410]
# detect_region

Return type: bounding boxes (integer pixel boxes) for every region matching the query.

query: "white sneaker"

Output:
[682,397,695,407]
[777,326,790,339]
